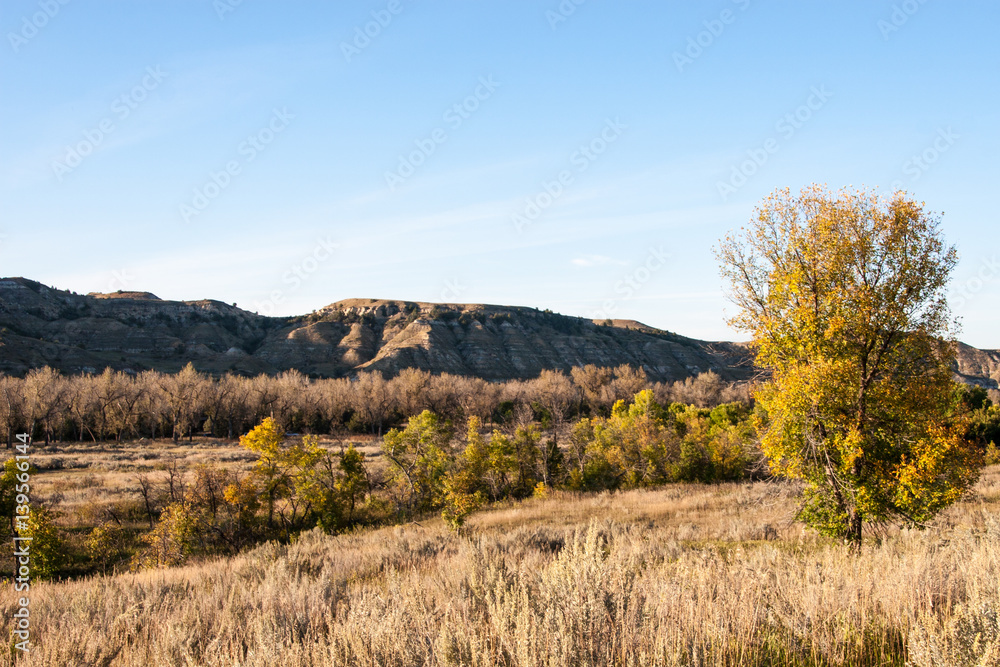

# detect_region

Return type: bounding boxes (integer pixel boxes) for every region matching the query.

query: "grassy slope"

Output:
[3,468,999,666]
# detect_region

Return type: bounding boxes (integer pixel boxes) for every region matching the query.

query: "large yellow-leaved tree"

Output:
[716,185,981,547]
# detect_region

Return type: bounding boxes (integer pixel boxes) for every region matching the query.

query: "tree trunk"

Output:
[846,511,863,550]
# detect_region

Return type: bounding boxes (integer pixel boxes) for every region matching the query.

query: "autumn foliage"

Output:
[717,185,982,545]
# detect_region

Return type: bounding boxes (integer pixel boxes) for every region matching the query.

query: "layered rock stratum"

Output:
[0,277,995,388]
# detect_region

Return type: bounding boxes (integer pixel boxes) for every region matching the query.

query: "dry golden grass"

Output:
[4,467,999,666]
[26,435,380,522]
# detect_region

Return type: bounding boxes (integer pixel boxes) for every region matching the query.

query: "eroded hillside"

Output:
[0,277,995,388]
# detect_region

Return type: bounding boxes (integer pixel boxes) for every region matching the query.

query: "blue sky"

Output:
[1,1,998,347]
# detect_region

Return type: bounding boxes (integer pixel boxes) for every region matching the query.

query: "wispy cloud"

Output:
[0,40,336,190]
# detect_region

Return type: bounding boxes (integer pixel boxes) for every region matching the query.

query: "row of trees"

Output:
[5,380,999,576]
[0,366,756,576]
[387,390,764,529]
[139,372,997,564]
[88,390,766,571]
[0,363,751,445]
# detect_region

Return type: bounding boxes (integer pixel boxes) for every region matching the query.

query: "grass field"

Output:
[3,465,998,666]
[16,436,381,570]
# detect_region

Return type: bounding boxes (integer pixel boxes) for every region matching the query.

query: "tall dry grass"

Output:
[3,468,999,666]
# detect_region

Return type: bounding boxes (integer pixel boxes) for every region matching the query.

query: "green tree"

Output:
[593,390,676,488]
[716,185,981,547]
[86,522,129,574]
[509,424,543,497]
[135,502,200,568]
[956,386,1000,457]
[1,458,36,576]
[221,475,262,547]
[381,410,453,514]
[238,417,322,533]
[239,417,287,529]
[19,506,66,579]
[333,445,368,525]
[567,390,689,490]
[671,403,755,482]
[0,459,28,537]
[441,478,483,531]
[297,444,369,533]
[440,417,518,529]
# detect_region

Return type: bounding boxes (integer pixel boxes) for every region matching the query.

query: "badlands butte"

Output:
[0,276,997,388]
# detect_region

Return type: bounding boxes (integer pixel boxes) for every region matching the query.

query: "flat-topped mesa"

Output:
[88,291,162,301]
[317,298,422,319]
[315,299,668,333]
[317,299,567,320]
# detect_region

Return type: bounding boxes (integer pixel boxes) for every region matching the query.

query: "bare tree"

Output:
[314,377,352,436]
[159,363,206,441]
[272,370,312,430]
[104,371,145,441]
[249,373,280,424]
[571,365,614,415]
[670,370,724,408]
[391,368,432,417]
[134,474,158,529]
[23,367,68,445]
[0,375,25,448]
[219,375,253,439]
[68,375,98,442]
[351,372,394,435]
[609,364,648,404]
[166,459,186,503]
[526,370,579,486]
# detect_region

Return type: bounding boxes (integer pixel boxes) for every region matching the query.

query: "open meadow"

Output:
[5,2,999,665]
[26,435,383,521]
[3,465,998,666]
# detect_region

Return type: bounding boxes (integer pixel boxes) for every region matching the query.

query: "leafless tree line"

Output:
[0,363,750,445]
